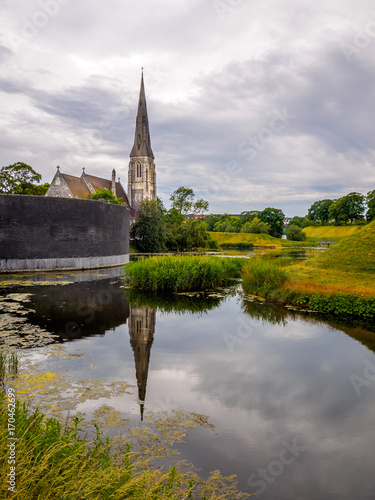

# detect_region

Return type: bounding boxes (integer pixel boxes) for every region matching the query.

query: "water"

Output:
[2,267,375,499]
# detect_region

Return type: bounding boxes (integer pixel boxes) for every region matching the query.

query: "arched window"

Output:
[137,163,142,178]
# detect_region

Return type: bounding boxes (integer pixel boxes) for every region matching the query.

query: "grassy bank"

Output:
[124,255,244,292]
[303,225,362,241]
[0,392,249,499]
[208,232,313,248]
[242,222,375,319]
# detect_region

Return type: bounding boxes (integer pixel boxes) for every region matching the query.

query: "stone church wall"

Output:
[0,194,129,272]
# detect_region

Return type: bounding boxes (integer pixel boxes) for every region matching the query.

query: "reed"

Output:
[124,255,245,292]
[242,257,287,295]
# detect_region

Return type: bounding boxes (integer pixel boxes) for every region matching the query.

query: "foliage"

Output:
[0,162,45,195]
[0,392,249,499]
[328,192,365,225]
[169,186,209,216]
[288,216,315,228]
[307,199,333,224]
[257,207,285,238]
[240,217,270,234]
[26,183,50,196]
[91,187,124,205]
[367,190,375,222]
[124,255,245,292]
[131,199,166,252]
[242,258,287,295]
[285,224,307,241]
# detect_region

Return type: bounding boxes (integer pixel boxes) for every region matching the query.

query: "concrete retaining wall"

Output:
[0,194,129,272]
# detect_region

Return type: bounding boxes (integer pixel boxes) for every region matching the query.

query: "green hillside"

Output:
[306,220,375,273]
[303,225,362,240]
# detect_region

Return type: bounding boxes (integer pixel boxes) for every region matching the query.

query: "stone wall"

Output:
[0,194,129,272]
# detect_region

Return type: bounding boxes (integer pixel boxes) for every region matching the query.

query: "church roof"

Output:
[60,173,91,199]
[84,174,130,206]
[130,73,154,159]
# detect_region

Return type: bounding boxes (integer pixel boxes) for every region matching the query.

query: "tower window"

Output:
[137,163,142,177]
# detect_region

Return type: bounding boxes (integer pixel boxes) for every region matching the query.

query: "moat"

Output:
[1,265,375,499]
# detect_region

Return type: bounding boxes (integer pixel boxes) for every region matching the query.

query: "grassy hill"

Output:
[306,220,375,273]
[303,225,362,241]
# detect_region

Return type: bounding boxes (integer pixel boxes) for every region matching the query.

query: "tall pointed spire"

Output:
[130,72,154,159]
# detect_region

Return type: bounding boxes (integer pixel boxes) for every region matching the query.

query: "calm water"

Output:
[3,266,375,499]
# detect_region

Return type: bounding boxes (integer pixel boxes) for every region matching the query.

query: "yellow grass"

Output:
[303,225,362,240]
[283,262,375,298]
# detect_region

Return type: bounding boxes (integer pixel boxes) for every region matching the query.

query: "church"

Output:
[46,72,157,215]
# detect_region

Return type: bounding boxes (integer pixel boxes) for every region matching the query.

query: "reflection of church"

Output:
[128,305,156,421]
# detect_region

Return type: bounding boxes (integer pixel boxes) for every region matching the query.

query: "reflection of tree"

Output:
[241,294,375,353]
[128,306,156,421]
[124,288,226,315]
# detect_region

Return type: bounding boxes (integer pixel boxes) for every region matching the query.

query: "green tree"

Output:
[366,190,375,222]
[91,188,124,205]
[240,217,270,234]
[329,193,365,225]
[169,186,209,216]
[26,183,50,196]
[286,224,306,241]
[258,207,285,238]
[131,199,166,252]
[0,162,43,194]
[307,199,333,224]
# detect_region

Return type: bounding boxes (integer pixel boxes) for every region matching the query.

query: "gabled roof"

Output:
[130,73,154,159]
[61,173,91,199]
[84,174,130,206]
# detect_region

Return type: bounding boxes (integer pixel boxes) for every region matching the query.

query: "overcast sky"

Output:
[1,0,375,216]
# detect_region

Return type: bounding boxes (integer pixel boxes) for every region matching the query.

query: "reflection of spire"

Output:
[128,306,156,421]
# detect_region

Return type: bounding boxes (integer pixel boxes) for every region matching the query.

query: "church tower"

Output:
[128,72,157,212]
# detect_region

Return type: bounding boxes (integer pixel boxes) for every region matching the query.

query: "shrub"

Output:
[285,224,307,241]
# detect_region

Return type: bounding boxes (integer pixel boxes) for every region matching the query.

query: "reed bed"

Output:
[124,255,245,292]
[241,257,287,295]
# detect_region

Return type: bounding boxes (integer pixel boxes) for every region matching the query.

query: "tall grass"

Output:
[242,257,287,295]
[0,393,249,499]
[124,255,245,292]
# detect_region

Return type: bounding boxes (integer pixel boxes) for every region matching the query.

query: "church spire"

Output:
[130,72,154,159]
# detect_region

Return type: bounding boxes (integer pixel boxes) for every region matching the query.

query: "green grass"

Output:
[305,221,375,273]
[303,225,362,241]
[0,393,249,499]
[124,255,245,292]
[208,232,313,248]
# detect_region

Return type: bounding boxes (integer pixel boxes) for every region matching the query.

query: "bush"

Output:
[285,224,306,241]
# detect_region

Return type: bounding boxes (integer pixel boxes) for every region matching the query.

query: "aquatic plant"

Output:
[242,257,287,295]
[124,255,245,292]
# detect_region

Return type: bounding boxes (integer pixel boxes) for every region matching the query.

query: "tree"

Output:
[258,207,285,238]
[91,188,124,205]
[0,162,43,194]
[131,199,166,252]
[240,217,270,234]
[169,186,209,216]
[307,199,333,224]
[286,224,306,241]
[26,183,50,196]
[366,190,375,222]
[328,193,365,225]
